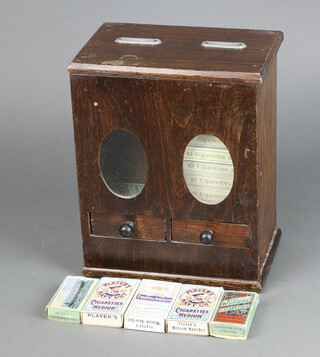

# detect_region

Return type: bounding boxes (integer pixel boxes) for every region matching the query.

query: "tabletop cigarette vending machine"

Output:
[69,23,283,291]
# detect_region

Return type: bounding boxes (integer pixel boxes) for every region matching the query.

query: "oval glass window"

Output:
[183,134,234,205]
[99,129,147,199]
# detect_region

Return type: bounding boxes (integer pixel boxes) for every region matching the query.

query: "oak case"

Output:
[69,23,283,291]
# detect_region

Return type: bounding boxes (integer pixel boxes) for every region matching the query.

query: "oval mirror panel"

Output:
[99,129,147,199]
[183,134,234,205]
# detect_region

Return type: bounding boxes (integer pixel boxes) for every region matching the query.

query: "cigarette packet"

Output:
[209,290,259,340]
[167,284,224,336]
[124,279,181,333]
[46,276,99,323]
[81,277,140,327]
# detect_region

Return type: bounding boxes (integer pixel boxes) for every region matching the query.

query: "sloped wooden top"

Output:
[68,23,283,84]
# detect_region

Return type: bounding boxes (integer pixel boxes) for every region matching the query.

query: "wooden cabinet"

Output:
[69,23,283,291]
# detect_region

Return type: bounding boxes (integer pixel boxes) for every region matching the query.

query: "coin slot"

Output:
[201,41,246,49]
[115,37,162,45]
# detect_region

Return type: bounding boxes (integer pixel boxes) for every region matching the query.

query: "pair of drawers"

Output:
[90,213,250,249]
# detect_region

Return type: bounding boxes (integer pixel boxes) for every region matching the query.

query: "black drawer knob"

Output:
[119,221,134,237]
[199,229,214,244]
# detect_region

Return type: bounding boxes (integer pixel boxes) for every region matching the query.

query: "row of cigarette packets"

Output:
[46,276,259,340]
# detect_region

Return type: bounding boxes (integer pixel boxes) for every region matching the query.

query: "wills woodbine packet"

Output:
[46,276,99,323]
[124,279,182,333]
[81,277,141,327]
[209,290,259,340]
[167,284,224,336]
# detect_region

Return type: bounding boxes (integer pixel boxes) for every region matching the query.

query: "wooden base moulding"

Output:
[83,228,281,292]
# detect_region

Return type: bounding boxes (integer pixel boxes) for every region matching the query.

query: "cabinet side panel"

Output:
[70,76,90,269]
[257,58,278,270]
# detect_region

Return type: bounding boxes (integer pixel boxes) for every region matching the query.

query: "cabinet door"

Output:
[158,80,258,280]
[71,75,169,245]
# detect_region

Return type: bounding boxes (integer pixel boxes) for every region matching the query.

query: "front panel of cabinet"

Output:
[71,75,258,281]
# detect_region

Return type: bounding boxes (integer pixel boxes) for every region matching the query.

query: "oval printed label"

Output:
[180,288,216,307]
[97,281,132,299]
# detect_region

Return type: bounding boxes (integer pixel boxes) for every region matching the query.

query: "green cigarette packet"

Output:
[209,290,259,340]
[46,276,99,324]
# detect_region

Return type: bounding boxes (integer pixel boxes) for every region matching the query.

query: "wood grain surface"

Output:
[172,219,250,248]
[90,213,166,241]
[70,24,282,291]
[68,23,283,84]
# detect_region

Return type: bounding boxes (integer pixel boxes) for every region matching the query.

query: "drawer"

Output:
[90,213,166,241]
[172,219,250,248]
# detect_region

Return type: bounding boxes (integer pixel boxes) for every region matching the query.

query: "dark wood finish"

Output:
[256,57,278,269]
[259,227,281,287]
[90,213,166,241]
[82,267,263,292]
[71,75,258,281]
[69,23,283,291]
[68,23,283,84]
[172,219,250,249]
